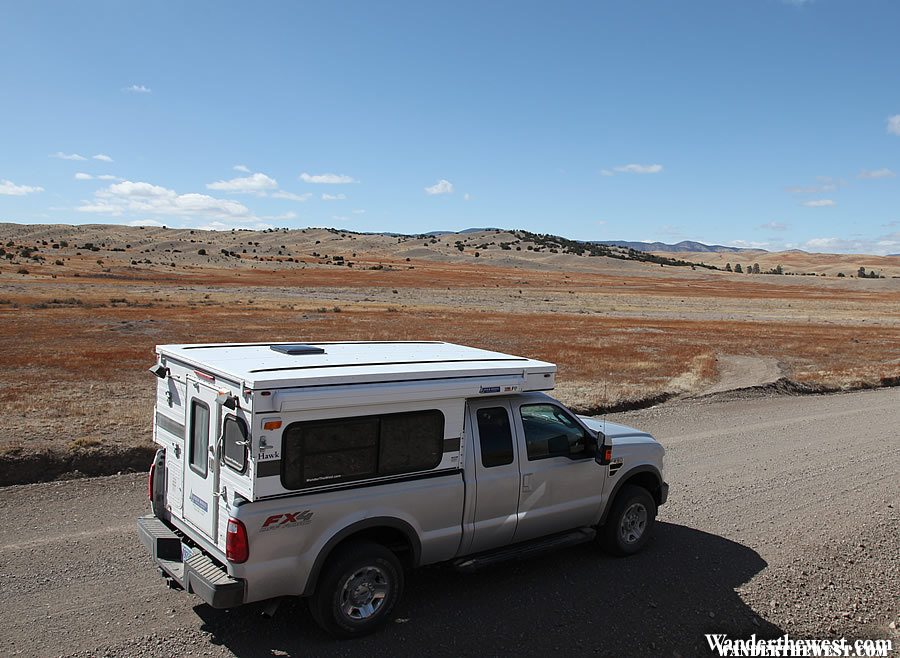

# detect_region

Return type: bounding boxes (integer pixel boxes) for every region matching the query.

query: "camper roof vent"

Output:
[269,344,326,356]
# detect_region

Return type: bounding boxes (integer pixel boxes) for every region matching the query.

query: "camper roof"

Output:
[156,341,556,390]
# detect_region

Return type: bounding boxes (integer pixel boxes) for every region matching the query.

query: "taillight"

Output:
[148,460,155,502]
[226,518,249,563]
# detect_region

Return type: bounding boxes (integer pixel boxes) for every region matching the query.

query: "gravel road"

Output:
[0,388,897,657]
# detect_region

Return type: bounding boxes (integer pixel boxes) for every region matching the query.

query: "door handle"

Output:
[522,473,532,492]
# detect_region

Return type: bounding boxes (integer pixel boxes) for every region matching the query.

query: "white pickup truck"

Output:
[138,341,668,637]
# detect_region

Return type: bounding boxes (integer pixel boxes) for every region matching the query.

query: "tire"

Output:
[308,541,404,638]
[601,485,657,556]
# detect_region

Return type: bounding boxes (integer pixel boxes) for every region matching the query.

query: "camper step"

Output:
[137,515,182,561]
[453,527,596,573]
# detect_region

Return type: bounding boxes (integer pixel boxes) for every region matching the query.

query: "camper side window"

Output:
[281,410,444,490]
[222,416,248,473]
[189,400,210,477]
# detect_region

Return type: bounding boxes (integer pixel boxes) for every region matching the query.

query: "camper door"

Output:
[182,375,220,540]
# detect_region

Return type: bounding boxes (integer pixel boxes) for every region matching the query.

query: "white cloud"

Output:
[50,151,86,161]
[352,209,366,214]
[759,221,788,231]
[332,215,349,222]
[727,240,772,249]
[600,169,615,177]
[233,164,251,173]
[76,172,122,181]
[206,172,278,195]
[78,180,255,221]
[612,163,663,175]
[299,172,356,184]
[272,190,312,202]
[858,168,895,179]
[126,219,166,227]
[887,115,900,136]
[0,179,44,196]
[93,154,113,162]
[802,236,900,255]
[802,199,836,207]
[322,193,346,201]
[124,84,152,94]
[463,193,471,201]
[425,179,454,195]
[196,220,274,232]
[260,211,297,221]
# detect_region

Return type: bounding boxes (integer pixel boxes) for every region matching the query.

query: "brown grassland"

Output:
[0,224,898,462]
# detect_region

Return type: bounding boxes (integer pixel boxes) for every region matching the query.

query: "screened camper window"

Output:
[189,400,210,478]
[281,410,445,490]
[222,415,248,473]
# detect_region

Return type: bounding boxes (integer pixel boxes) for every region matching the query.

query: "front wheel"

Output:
[308,541,404,638]
[601,485,657,556]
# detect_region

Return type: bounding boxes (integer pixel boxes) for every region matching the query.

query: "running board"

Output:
[453,527,596,573]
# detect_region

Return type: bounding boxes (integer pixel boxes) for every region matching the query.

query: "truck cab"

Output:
[138,341,667,637]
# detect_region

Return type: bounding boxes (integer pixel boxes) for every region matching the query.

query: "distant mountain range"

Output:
[597,240,764,254]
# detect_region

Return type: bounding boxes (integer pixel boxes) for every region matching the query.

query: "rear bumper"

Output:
[658,482,669,506]
[137,515,245,609]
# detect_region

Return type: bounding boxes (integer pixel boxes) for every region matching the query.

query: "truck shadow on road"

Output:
[195,522,783,657]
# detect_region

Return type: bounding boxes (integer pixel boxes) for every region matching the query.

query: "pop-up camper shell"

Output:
[151,341,556,551]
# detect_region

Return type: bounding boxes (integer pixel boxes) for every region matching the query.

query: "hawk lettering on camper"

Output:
[260,510,314,532]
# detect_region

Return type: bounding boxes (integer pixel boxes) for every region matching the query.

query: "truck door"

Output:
[511,400,606,543]
[466,400,522,553]
[182,375,220,540]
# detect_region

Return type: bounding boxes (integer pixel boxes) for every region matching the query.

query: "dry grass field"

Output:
[1,223,898,470]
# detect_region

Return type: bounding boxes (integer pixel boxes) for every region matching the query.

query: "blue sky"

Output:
[1,1,899,254]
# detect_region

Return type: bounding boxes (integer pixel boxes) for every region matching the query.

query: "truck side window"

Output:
[222,415,248,473]
[281,410,445,490]
[476,407,514,467]
[519,403,588,461]
[189,400,210,477]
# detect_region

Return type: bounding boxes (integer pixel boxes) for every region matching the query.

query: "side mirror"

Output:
[595,432,612,466]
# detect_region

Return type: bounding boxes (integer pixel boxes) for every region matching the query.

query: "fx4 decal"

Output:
[260,510,314,531]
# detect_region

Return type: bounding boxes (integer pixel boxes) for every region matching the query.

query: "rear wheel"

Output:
[308,541,404,638]
[601,485,656,556]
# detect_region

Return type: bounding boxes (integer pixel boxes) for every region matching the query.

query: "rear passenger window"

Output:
[222,416,249,473]
[281,410,444,490]
[476,407,514,467]
[189,400,209,477]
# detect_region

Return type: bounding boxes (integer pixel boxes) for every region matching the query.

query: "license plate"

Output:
[181,543,193,562]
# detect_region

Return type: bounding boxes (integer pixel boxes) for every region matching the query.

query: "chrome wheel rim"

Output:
[619,502,648,544]
[339,566,389,621]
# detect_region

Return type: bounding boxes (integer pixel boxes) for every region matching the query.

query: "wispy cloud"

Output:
[75,172,121,181]
[759,221,788,231]
[887,115,900,136]
[322,193,346,201]
[802,199,836,208]
[463,193,471,201]
[425,179,454,195]
[299,172,356,184]
[50,151,86,161]
[352,209,366,214]
[123,84,152,94]
[206,172,278,195]
[858,168,895,179]
[785,176,842,194]
[93,154,113,162]
[272,190,312,202]
[233,164,251,173]
[0,179,44,196]
[602,163,663,176]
